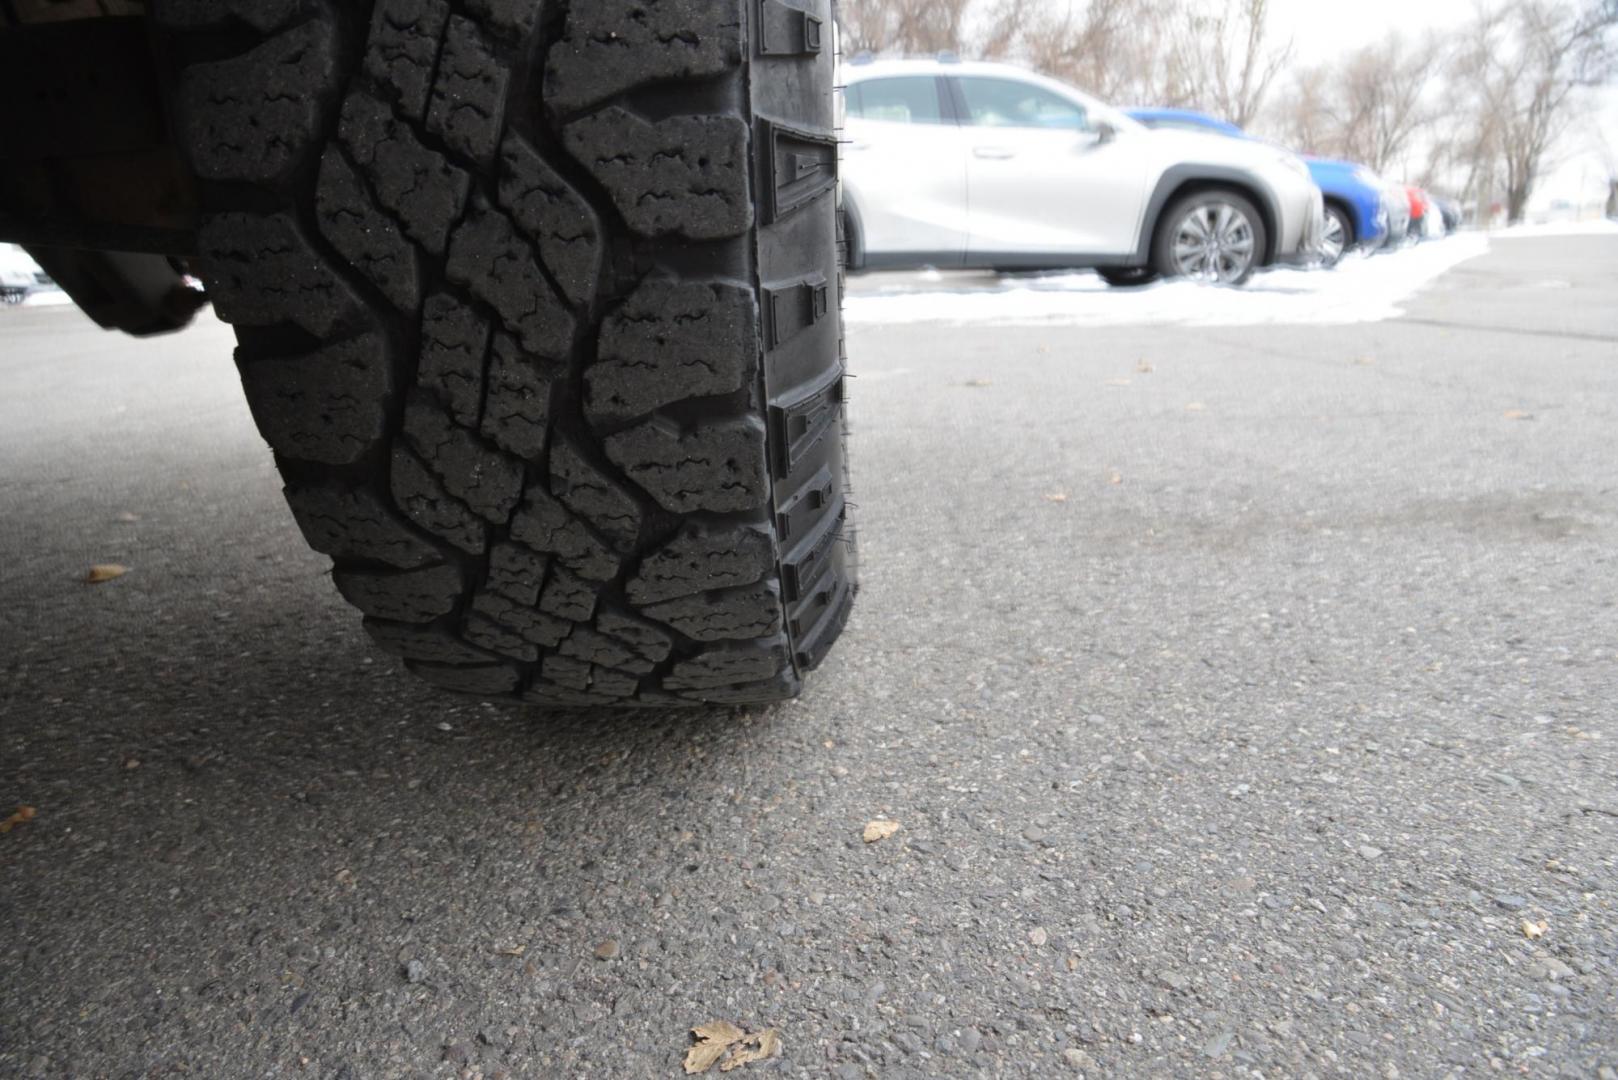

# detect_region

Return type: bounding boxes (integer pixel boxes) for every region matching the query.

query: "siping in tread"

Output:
[162,0,853,706]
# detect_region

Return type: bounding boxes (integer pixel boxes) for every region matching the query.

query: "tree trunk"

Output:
[1506,184,1530,225]
[1607,180,1618,220]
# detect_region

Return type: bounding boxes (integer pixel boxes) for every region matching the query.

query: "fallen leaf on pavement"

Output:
[1503,409,1533,420]
[1043,493,1068,503]
[963,378,993,387]
[1353,356,1376,366]
[863,819,900,843]
[494,943,526,957]
[0,805,37,834]
[1105,377,1132,386]
[720,1029,781,1071]
[1135,360,1154,373]
[85,564,128,584]
[115,511,140,523]
[1185,402,1207,412]
[685,1020,747,1074]
[1108,471,1122,485]
[1523,920,1547,940]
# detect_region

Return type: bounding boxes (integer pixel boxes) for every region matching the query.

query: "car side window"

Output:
[956,78,1088,131]
[847,77,947,125]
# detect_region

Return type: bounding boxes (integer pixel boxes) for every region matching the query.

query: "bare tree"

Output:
[1458,0,1617,222]
[1317,31,1444,173]
[977,0,1036,59]
[838,0,973,55]
[1172,0,1293,127]
[1264,63,1335,154]
[1016,0,1192,103]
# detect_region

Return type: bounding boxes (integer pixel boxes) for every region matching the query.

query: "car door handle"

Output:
[973,146,1015,160]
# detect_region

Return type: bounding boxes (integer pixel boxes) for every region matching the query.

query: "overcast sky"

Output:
[1267,0,1480,60]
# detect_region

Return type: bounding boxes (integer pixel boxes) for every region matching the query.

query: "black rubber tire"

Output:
[1320,203,1354,269]
[156,0,853,707]
[1152,189,1266,286]
[1097,267,1160,288]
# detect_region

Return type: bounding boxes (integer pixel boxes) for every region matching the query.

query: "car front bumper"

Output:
[1275,185,1327,266]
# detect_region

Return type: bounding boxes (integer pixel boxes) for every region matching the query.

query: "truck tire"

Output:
[157,0,853,706]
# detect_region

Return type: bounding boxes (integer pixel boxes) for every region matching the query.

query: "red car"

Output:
[1406,186,1433,241]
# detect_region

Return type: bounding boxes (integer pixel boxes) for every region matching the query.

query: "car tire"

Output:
[1319,204,1353,269]
[156,0,853,707]
[1153,189,1266,286]
[1097,267,1161,288]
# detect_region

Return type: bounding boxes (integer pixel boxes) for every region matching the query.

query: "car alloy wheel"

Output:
[1170,200,1256,284]
[1319,208,1349,268]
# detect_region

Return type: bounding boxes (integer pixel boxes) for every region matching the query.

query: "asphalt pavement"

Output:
[2,235,1616,1078]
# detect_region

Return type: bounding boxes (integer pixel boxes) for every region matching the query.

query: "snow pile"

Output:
[844,233,1491,329]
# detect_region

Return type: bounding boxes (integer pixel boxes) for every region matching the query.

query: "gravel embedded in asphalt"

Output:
[1,235,1615,1077]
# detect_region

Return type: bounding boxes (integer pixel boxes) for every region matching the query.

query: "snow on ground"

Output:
[18,288,73,308]
[844,234,1491,329]
[1486,218,1618,239]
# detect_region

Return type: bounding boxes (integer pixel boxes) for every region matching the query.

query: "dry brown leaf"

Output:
[862,819,900,843]
[684,1040,731,1075]
[963,378,993,387]
[1523,919,1548,940]
[1135,360,1154,373]
[85,564,128,584]
[720,1029,781,1072]
[1108,471,1123,485]
[1043,493,1069,503]
[1353,356,1376,366]
[1185,402,1207,412]
[685,1021,747,1074]
[1503,409,1533,420]
[494,943,526,957]
[0,805,37,834]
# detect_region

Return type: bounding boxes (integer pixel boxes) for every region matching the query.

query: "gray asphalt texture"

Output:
[2,235,1616,1079]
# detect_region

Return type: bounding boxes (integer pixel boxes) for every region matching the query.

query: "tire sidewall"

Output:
[1098,267,1161,288]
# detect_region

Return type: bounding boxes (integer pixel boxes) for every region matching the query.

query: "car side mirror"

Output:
[1095,121,1117,144]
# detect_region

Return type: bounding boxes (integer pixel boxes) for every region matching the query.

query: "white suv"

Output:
[841,59,1324,285]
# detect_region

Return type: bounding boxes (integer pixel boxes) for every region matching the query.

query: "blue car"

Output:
[1125,108,1388,266]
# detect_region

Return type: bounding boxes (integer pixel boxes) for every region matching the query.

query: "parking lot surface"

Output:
[2,235,1616,1078]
